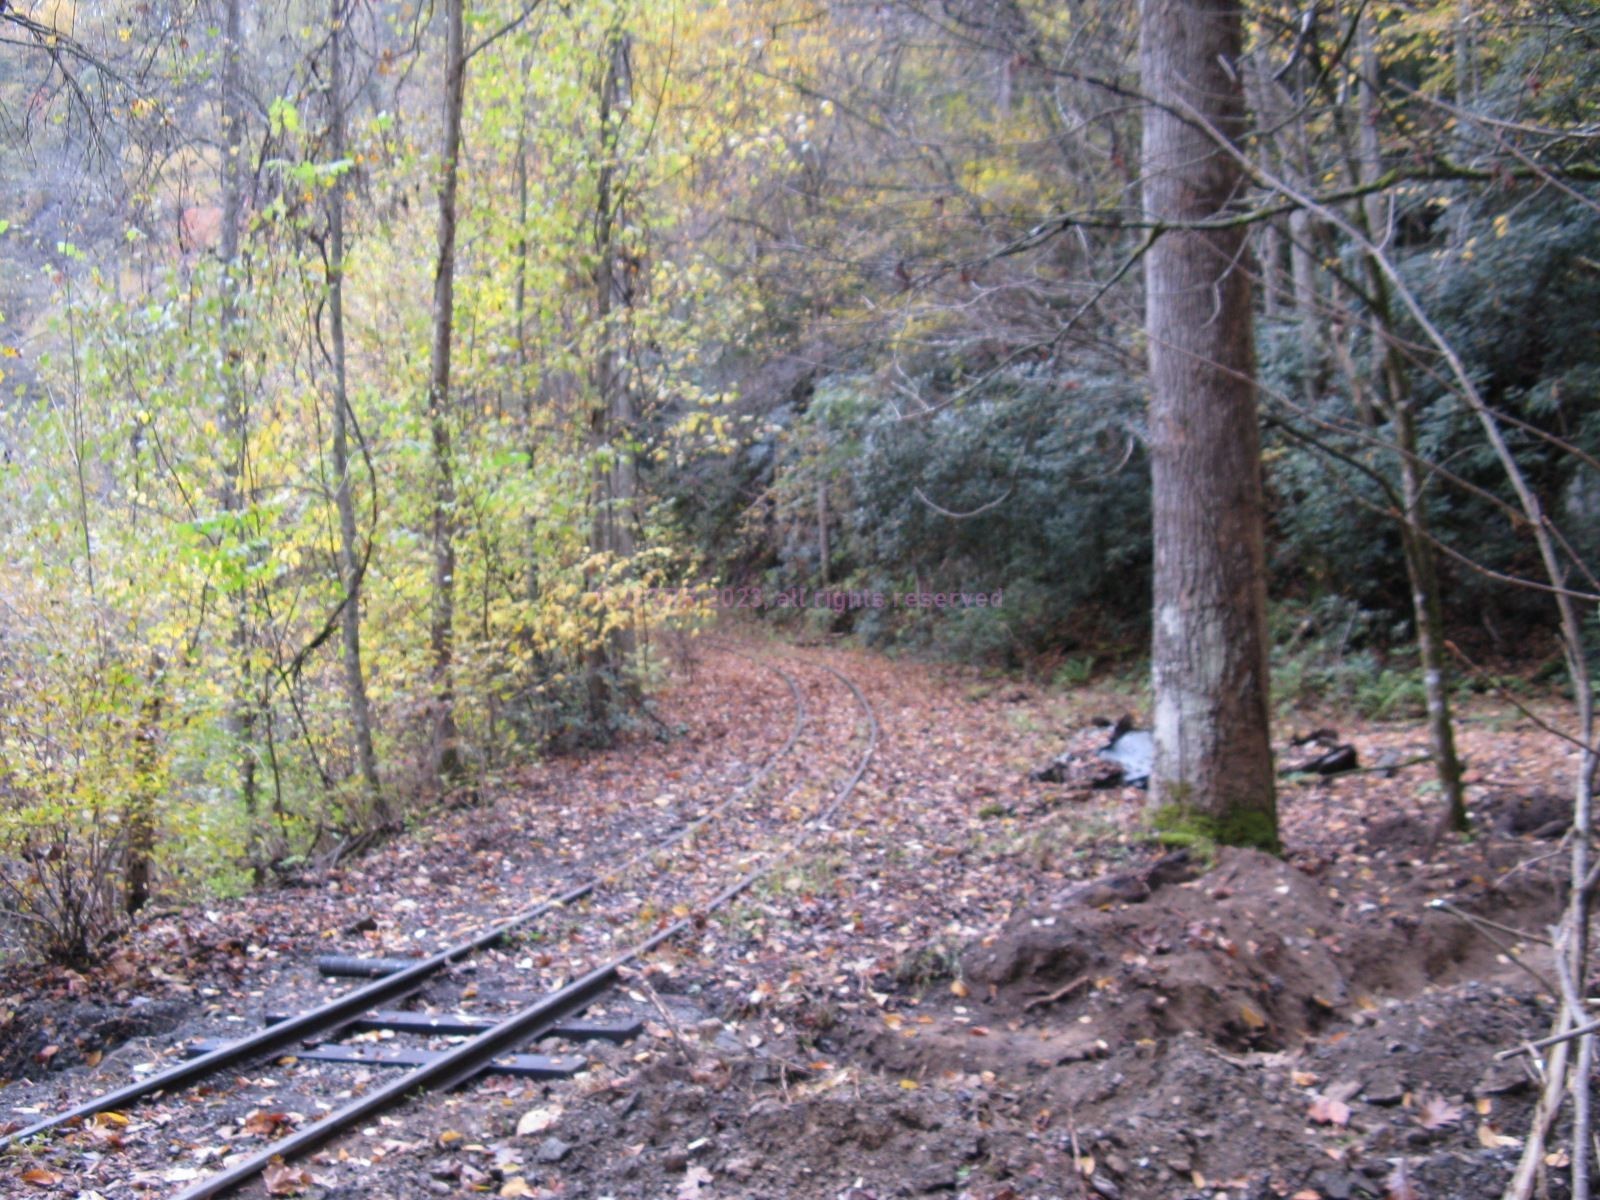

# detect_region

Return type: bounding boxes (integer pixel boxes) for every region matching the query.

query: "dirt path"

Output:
[0,634,1579,1199]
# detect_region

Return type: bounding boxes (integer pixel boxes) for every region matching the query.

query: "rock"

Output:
[1325,1078,1363,1104]
[1476,1059,1531,1097]
[912,1165,958,1192]
[1284,744,1359,776]
[1090,1176,1122,1199]
[536,1137,572,1164]
[1362,1068,1406,1106]
[1146,850,1198,889]
[1059,873,1150,908]
[1309,1167,1357,1199]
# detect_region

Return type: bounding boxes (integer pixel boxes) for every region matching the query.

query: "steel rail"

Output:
[0,878,594,1152]
[171,651,877,1200]
[0,647,805,1154]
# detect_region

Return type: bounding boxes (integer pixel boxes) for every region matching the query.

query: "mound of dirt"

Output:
[0,995,190,1081]
[957,847,1553,1053]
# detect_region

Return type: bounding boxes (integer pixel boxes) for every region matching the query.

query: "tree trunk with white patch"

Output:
[1140,0,1277,849]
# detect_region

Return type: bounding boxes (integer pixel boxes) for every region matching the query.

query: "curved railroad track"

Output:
[1,643,878,1200]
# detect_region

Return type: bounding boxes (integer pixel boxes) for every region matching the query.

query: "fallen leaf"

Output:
[500,1178,537,1198]
[949,978,968,998]
[243,1111,293,1138]
[1417,1094,1463,1130]
[262,1160,315,1196]
[515,1105,563,1137]
[1477,1123,1521,1149]
[1385,1159,1420,1200]
[21,1168,61,1187]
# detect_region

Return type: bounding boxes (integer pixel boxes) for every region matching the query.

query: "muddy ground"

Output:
[0,637,1587,1200]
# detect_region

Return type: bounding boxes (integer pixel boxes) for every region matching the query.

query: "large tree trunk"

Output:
[426,0,466,782]
[327,0,388,826]
[1140,0,1277,850]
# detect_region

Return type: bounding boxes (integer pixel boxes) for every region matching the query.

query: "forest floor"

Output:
[0,630,1586,1200]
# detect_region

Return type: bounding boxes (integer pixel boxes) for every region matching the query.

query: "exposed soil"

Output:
[0,634,1587,1200]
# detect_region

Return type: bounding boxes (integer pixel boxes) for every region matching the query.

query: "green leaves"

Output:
[268,96,301,136]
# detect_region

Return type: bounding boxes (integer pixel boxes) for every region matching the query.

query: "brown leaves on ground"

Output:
[241,1109,296,1138]
[1416,1093,1464,1130]
[0,640,1578,1200]
[261,1159,316,1196]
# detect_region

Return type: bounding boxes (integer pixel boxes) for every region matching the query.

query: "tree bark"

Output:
[1355,16,1466,832]
[426,0,466,782]
[218,0,259,870]
[124,663,163,914]
[326,0,387,825]
[585,21,639,727]
[1140,0,1277,849]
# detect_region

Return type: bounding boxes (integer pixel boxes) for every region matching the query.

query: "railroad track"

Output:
[1,646,878,1200]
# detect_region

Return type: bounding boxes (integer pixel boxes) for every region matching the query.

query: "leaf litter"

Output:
[0,638,1580,1198]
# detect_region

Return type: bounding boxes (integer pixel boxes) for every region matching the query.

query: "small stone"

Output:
[536,1137,572,1165]
[1309,1167,1356,1200]
[1363,1068,1406,1106]
[1477,1060,1530,1097]
[1059,873,1150,908]
[1325,1079,1363,1104]
[1146,851,1198,889]
[1090,1175,1122,1199]
[913,1165,958,1192]
[662,1150,690,1172]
